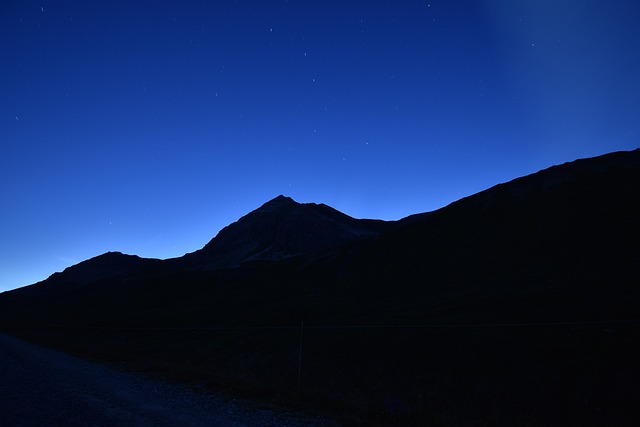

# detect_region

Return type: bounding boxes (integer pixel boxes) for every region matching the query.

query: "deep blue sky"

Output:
[2,0,639,292]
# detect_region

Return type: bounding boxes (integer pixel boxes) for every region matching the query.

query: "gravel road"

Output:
[0,333,335,427]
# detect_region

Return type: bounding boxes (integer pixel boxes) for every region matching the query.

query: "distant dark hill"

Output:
[1,149,639,426]
[51,251,158,284]
[344,148,640,324]
[6,252,160,298]
[184,194,390,269]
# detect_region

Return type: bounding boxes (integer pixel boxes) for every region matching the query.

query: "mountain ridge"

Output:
[12,148,640,290]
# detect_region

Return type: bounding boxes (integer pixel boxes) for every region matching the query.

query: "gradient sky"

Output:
[2,0,639,292]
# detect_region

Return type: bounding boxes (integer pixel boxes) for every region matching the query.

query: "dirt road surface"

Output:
[0,333,335,427]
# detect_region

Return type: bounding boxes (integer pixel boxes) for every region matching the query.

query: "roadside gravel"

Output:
[0,333,336,426]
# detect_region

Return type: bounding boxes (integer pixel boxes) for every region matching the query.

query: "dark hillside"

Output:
[348,149,640,324]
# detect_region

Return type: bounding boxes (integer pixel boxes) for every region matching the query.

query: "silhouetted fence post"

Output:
[297,320,304,389]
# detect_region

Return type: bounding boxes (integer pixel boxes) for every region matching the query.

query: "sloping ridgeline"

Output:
[1,149,639,426]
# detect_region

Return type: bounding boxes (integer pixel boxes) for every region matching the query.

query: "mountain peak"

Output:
[271,194,295,203]
[256,195,299,213]
[188,195,382,269]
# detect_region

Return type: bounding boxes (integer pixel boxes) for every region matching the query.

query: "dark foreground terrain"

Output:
[6,320,639,426]
[0,333,334,427]
[2,149,640,425]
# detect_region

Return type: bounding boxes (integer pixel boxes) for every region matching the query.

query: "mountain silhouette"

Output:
[49,251,157,284]
[1,149,639,426]
[183,194,390,269]
[8,251,160,298]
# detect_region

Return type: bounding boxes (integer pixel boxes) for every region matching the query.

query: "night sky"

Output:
[2,0,639,292]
